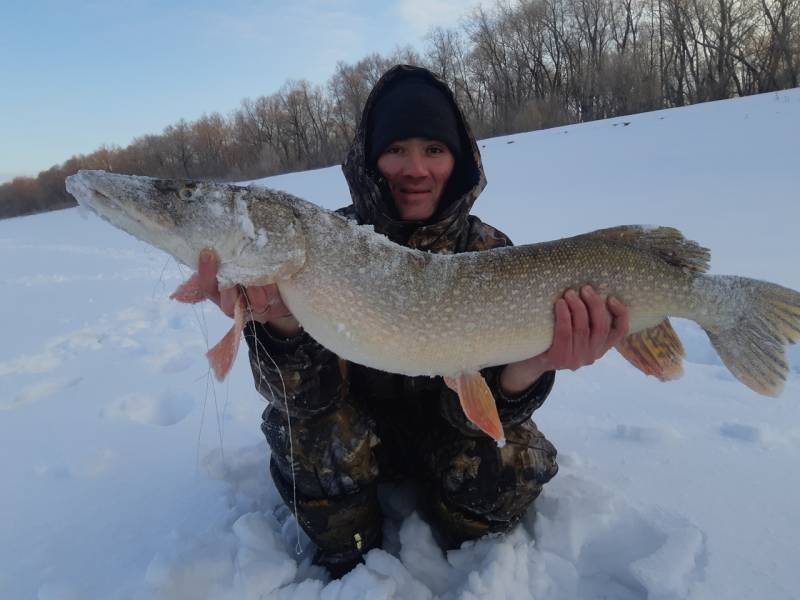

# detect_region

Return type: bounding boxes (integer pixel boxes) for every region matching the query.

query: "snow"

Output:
[1,89,799,599]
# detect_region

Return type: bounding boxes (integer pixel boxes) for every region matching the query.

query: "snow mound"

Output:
[137,446,705,600]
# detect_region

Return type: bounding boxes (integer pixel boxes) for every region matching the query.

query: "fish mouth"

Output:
[66,171,124,218]
[67,171,140,226]
[66,170,175,246]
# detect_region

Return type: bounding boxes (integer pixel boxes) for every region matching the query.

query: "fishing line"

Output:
[242,287,303,555]
[196,368,212,471]
[221,372,231,449]
[204,347,226,464]
[173,259,224,468]
[152,255,171,299]
[201,300,226,462]
[168,267,302,551]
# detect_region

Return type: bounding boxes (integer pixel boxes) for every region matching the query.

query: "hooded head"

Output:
[366,76,462,164]
[342,65,486,251]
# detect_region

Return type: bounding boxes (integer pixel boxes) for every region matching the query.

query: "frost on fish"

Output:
[234,193,257,240]
[690,275,800,396]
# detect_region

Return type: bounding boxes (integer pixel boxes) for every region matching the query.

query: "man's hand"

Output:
[500,285,630,395]
[196,248,301,337]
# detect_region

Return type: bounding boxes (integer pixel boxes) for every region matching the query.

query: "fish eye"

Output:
[179,187,193,201]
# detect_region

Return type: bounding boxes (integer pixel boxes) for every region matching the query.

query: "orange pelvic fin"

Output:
[170,273,205,304]
[444,372,505,443]
[206,290,246,381]
[616,318,685,381]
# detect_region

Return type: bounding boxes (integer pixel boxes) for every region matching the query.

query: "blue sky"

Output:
[0,0,483,182]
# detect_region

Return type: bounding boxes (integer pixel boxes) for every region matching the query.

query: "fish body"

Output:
[66,171,800,438]
[282,227,697,377]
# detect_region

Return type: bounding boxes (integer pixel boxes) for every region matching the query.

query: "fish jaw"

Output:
[66,170,308,288]
[66,170,196,266]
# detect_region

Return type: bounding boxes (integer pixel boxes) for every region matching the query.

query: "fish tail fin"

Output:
[699,276,800,397]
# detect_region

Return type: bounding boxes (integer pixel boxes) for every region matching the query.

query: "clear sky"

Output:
[0,0,485,183]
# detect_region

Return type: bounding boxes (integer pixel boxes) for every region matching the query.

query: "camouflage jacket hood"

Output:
[341,65,487,253]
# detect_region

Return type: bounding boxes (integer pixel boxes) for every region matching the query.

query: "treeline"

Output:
[2,0,798,218]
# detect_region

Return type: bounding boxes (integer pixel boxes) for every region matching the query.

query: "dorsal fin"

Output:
[575,225,710,273]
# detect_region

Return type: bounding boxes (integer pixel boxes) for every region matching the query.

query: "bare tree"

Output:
[5,0,800,218]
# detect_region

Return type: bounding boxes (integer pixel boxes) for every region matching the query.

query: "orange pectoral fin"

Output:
[206,291,246,381]
[445,373,505,443]
[170,273,205,304]
[616,318,685,381]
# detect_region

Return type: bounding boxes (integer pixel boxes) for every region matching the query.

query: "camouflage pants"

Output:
[261,381,558,560]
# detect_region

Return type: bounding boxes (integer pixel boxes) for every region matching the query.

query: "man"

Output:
[197,65,629,577]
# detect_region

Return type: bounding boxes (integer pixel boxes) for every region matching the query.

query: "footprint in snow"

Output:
[34,464,72,480]
[34,449,117,480]
[718,422,800,449]
[145,341,205,374]
[613,424,681,444]
[719,422,763,444]
[100,391,194,426]
[534,474,706,600]
[36,580,83,600]
[0,351,63,377]
[0,377,82,412]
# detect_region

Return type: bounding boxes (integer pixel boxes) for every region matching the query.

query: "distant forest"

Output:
[2,0,798,218]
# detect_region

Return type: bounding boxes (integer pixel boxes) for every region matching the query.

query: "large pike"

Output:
[66,170,800,442]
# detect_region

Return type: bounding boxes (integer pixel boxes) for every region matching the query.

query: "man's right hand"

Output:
[196,248,302,337]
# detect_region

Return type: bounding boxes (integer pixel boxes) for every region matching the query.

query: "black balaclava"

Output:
[367,77,463,164]
[342,65,487,248]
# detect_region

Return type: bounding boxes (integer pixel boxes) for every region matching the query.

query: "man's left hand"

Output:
[500,285,630,395]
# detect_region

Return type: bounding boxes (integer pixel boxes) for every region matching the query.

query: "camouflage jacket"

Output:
[244,65,554,435]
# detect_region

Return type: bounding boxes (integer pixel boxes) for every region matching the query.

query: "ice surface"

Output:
[1,89,799,599]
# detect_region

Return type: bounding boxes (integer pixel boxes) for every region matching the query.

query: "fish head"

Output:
[65,170,307,287]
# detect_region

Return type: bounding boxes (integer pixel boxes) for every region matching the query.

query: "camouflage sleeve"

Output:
[243,321,346,419]
[439,368,555,435]
[438,215,556,433]
[490,367,555,425]
[242,204,356,419]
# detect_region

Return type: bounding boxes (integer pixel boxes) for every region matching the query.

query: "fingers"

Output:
[548,286,630,371]
[220,286,239,318]
[241,286,272,322]
[549,297,573,367]
[607,296,630,346]
[240,284,293,323]
[262,285,292,318]
[565,289,589,366]
[582,285,611,357]
[218,284,292,322]
[246,285,269,314]
[197,248,221,306]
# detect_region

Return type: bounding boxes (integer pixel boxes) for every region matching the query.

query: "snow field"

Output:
[1,89,799,599]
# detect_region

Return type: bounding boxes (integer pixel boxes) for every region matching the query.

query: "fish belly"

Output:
[278,278,556,377]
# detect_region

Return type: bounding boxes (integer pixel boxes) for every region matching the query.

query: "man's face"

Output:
[376,138,455,221]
